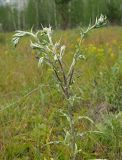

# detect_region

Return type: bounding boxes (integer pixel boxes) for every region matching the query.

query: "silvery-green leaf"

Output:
[75,143,78,153]
[64,130,70,145]
[78,54,86,60]
[13,32,26,37]
[55,42,60,48]
[45,46,52,52]
[38,57,44,67]
[43,26,52,35]
[12,37,20,47]
[77,132,84,137]
[12,31,30,47]
[68,95,81,106]
[54,54,58,61]
[60,45,66,59]
[30,41,43,50]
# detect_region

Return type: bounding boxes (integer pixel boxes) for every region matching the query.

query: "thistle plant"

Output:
[12,14,107,160]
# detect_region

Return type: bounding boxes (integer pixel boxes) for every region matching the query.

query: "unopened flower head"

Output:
[95,14,107,28]
[43,27,52,35]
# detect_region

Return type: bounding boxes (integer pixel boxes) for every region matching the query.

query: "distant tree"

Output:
[70,0,84,27]
[55,0,72,29]
[106,0,122,24]
[26,0,55,29]
[0,5,15,31]
[0,0,122,31]
[0,6,7,31]
[10,8,18,30]
[26,0,37,28]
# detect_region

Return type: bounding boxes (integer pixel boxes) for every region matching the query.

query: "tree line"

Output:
[0,0,121,31]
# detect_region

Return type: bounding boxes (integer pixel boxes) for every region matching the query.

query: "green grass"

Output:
[0,26,122,159]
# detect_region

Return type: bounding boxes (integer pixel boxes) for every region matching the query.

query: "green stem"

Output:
[68,103,76,160]
[65,90,76,160]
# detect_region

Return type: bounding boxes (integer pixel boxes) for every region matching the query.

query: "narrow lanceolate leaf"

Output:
[12,31,27,47]
[60,45,66,60]
[42,141,63,148]
[59,110,70,123]
[12,37,20,47]
[38,57,44,67]
[13,31,27,37]
[76,116,94,124]
[30,41,43,50]
[77,131,104,138]
[64,130,70,145]
[54,54,58,61]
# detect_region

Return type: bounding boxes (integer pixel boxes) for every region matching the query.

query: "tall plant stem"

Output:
[57,56,76,160]
[64,89,76,160]
[68,103,76,160]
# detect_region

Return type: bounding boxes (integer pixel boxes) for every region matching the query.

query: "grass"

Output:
[0,26,122,159]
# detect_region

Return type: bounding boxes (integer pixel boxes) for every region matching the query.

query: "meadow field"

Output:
[0,26,122,159]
